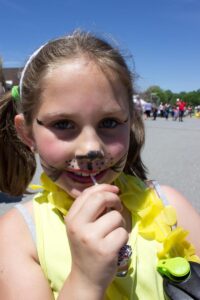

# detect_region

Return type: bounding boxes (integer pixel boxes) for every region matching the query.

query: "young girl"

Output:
[0,31,200,300]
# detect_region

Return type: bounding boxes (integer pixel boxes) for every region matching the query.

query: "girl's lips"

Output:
[64,169,107,184]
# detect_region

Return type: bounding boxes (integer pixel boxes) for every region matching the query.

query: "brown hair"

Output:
[0,30,147,196]
[0,92,36,196]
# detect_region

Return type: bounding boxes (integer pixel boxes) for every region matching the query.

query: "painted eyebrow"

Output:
[36,116,129,127]
[36,118,44,126]
[35,113,76,126]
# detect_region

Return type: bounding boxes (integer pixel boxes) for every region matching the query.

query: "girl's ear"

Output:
[14,114,35,151]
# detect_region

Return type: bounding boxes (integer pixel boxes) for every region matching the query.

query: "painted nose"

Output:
[75,127,105,160]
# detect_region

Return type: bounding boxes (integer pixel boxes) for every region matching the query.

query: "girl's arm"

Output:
[0,208,54,300]
[0,209,105,300]
[161,185,200,256]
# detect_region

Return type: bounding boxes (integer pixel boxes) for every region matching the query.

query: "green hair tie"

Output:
[11,85,20,101]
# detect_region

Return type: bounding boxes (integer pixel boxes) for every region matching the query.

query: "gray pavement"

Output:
[142,116,200,212]
[0,116,200,215]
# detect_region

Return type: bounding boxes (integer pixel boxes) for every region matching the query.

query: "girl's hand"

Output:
[65,183,128,292]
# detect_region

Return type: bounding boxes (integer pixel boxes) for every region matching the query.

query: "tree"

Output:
[141,86,200,107]
[141,86,166,104]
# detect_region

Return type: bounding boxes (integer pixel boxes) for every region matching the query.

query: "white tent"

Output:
[133,95,147,105]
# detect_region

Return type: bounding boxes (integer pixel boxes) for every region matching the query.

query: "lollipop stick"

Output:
[90,175,98,185]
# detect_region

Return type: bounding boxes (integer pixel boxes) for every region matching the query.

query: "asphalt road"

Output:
[0,116,200,215]
[142,116,200,212]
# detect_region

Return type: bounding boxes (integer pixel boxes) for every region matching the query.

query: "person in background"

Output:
[177,98,186,122]
[173,105,179,121]
[159,102,164,118]
[188,105,193,118]
[152,102,158,120]
[144,101,152,120]
[164,103,170,120]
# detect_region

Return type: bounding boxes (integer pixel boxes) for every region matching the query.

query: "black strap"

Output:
[163,262,200,299]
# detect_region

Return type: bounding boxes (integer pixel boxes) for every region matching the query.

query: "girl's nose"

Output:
[75,127,104,159]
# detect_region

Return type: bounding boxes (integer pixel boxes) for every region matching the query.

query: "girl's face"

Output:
[31,58,131,198]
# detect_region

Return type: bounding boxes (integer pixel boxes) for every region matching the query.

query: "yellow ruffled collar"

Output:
[31,172,200,263]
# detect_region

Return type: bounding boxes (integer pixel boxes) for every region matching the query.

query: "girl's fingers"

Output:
[66,191,122,229]
[79,191,122,222]
[101,227,129,255]
[66,184,120,220]
[92,209,125,238]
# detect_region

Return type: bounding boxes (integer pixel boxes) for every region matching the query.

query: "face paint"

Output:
[36,118,44,126]
[75,151,104,171]
[111,152,128,173]
[75,151,104,161]
[39,150,127,183]
[40,156,62,182]
[65,151,127,175]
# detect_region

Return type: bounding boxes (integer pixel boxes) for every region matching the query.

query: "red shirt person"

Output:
[177,99,186,121]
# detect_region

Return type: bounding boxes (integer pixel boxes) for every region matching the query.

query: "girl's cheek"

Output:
[36,138,71,165]
[108,136,130,157]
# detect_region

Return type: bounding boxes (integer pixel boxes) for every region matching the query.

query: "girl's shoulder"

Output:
[0,202,54,299]
[161,185,200,256]
[160,185,199,218]
[0,201,38,261]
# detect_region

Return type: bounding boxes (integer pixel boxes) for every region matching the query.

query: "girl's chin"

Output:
[67,188,84,198]
[58,182,92,199]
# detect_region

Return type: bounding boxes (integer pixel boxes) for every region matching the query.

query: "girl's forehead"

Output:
[44,57,126,92]
[39,58,130,112]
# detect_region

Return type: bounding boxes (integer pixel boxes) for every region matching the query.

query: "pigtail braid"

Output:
[0,92,36,196]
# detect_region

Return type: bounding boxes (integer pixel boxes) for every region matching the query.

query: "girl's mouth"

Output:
[63,169,107,184]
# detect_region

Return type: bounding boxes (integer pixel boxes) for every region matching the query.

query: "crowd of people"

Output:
[155,99,187,121]
[134,96,197,121]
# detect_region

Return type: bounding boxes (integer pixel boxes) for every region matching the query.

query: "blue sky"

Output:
[0,0,200,93]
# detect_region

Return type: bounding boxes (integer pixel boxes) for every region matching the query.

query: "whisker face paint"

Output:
[111,152,128,173]
[39,146,128,184]
[66,151,128,174]
[41,161,62,182]
[36,118,44,126]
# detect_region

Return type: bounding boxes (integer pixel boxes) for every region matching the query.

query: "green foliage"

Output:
[140,86,200,106]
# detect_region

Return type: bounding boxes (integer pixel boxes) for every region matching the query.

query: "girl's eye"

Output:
[52,120,74,130]
[99,118,119,129]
